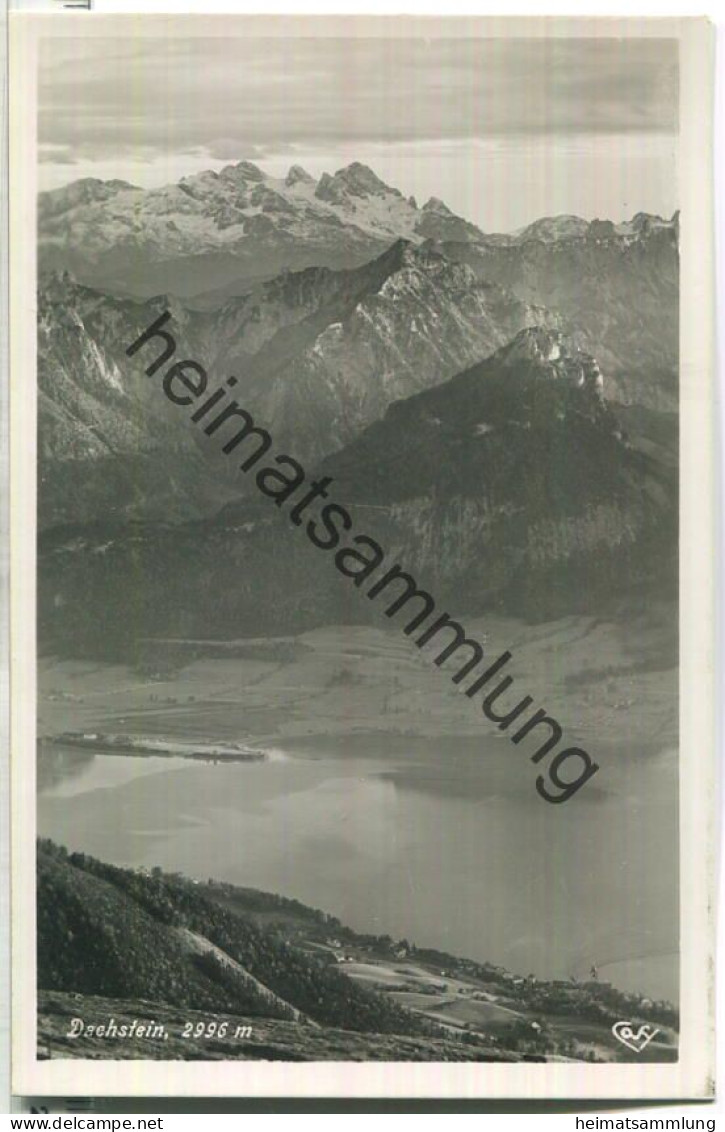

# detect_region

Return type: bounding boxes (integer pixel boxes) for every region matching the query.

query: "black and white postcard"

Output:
[9,13,716,1101]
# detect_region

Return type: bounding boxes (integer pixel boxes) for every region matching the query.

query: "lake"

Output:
[37,729,678,1002]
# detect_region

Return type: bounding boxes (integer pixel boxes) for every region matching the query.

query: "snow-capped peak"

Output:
[335,161,399,196]
[219,160,266,183]
[285,165,315,187]
[422,197,453,216]
[316,162,400,202]
[516,215,589,242]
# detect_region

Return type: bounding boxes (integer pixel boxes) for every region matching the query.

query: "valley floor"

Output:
[38,610,677,756]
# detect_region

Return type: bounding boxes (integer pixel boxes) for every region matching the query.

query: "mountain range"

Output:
[38,328,676,657]
[438,218,679,410]
[39,159,678,312]
[38,161,485,300]
[39,239,567,525]
[37,160,678,655]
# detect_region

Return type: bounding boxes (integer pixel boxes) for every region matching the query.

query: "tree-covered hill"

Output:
[37,840,433,1037]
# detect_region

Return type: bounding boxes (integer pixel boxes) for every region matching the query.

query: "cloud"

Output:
[38,144,79,166]
[39,35,677,168]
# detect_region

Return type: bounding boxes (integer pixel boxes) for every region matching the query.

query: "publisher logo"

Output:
[611,1021,659,1053]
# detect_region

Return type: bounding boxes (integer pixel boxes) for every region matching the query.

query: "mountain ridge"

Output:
[38,329,676,654]
[38,160,678,301]
[37,240,565,525]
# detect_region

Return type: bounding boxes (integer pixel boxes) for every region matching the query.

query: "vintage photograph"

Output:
[9,16,713,1095]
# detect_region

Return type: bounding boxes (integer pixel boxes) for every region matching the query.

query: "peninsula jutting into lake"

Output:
[47,732,266,763]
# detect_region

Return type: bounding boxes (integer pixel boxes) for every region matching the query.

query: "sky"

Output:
[38,35,678,231]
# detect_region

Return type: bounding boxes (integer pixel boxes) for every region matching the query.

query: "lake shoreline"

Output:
[36,619,679,1004]
[43,731,266,763]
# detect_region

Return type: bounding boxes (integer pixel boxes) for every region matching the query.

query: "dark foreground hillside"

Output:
[37,841,679,1063]
[38,840,430,1038]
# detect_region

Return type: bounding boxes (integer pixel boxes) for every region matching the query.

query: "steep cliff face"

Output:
[439,218,679,410]
[314,327,676,611]
[235,242,563,459]
[37,274,238,527]
[37,243,562,525]
[38,331,676,656]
